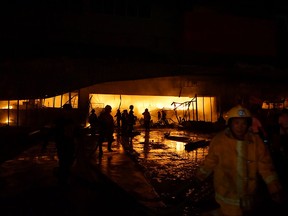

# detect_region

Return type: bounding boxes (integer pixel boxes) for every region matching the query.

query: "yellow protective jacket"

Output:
[196,128,282,215]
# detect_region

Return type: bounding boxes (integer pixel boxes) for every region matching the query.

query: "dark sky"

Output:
[1,1,287,58]
[0,1,287,99]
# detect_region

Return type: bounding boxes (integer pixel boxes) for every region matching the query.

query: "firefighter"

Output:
[127,105,136,135]
[54,104,78,184]
[142,108,151,131]
[98,105,115,155]
[88,109,98,136]
[196,105,284,216]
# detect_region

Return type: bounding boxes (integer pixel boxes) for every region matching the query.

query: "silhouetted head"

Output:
[63,104,72,110]
[129,105,134,110]
[91,109,95,113]
[105,105,112,112]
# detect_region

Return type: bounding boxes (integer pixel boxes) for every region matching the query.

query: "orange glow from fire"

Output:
[89,94,217,123]
[1,106,13,109]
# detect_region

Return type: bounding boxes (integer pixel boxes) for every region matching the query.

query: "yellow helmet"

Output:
[225,105,251,124]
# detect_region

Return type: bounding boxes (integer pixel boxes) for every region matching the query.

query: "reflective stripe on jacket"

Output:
[197,128,281,215]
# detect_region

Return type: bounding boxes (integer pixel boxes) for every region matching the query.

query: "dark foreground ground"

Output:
[0,127,153,216]
[1,126,287,216]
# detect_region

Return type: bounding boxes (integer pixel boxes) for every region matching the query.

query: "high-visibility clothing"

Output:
[196,128,282,216]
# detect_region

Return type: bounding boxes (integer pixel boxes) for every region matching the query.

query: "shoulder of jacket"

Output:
[213,130,227,139]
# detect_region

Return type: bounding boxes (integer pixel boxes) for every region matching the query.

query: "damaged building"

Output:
[0,1,288,129]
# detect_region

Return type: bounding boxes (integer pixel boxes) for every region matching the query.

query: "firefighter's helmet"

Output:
[225,105,251,124]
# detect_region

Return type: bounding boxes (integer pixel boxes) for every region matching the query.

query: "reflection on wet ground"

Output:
[88,128,217,215]
[0,129,218,215]
[117,128,287,216]
[1,127,287,215]
[125,129,217,215]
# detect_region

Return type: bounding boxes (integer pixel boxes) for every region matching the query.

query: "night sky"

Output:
[0,1,287,99]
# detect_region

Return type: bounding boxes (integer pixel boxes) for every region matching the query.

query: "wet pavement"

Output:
[81,129,216,215]
[0,128,149,216]
[1,127,285,216]
[0,127,217,216]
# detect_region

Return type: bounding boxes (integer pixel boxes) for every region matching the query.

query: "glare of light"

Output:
[175,141,186,151]
[4,118,12,123]
[262,102,270,109]
[261,101,284,109]
[1,106,13,109]
[89,94,217,122]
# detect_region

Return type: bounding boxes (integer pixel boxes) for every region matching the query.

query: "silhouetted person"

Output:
[215,113,226,131]
[114,109,122,130]
[98,105,115,155]
[157,111,161,123]
[88,109,98,136]
[161,110,168,125]
[121,109,129,134]
[127,105,136,135]
[142,108,151,131]
[54,104,77,184]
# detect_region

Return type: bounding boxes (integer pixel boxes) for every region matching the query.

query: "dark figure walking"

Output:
[121,109,129,134]
[157,111,161,123]
[142,108,151,131]
[161,110,168,125]
[88,109,98,136]
[127,105,136,135]
[98,105,115,156]
[54,104,77,184]
[114,109,122,131]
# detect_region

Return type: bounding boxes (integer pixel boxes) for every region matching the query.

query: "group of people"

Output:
[53,104,115,184]
[88,104,152,153]
[157,110,168,125]
[116,105,138,134]
[93,105,162,134]
[88,105,115,155]
[52,102,288,215]
[114,105,153,132]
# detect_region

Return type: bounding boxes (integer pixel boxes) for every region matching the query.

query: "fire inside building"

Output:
[0,76,217,128]
[1,75,288,131]
[1,1,288,131]
[1,1,288,216]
